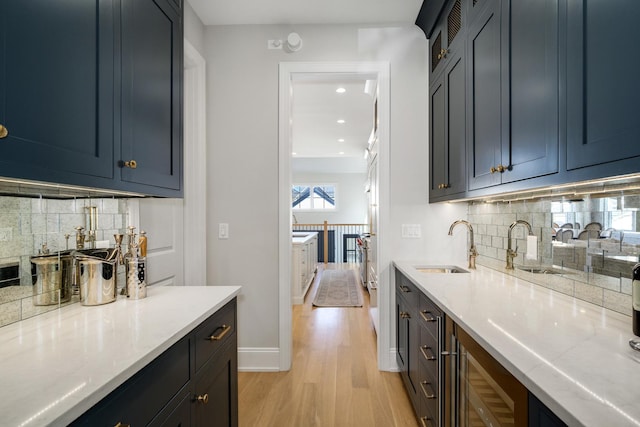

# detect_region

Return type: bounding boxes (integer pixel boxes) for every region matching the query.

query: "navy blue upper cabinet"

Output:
[504,0,559,182]
[466,0,503,190]
[0,0,115,185]
[467,0,559,191]
[0,0,183,197]
[120,0,183,195]
[566,0,640,170]
[430,50,466,199]
[430,0,464,79]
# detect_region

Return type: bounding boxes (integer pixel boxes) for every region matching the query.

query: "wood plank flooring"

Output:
[238,264,418,426]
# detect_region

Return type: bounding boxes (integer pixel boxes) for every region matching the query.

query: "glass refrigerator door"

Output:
[455,327,528,427]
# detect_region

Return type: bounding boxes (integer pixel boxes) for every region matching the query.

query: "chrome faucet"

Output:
[448,220,477,269]
[506,220,534,270]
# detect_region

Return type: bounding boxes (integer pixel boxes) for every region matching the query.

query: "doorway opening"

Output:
[278,62,390,371]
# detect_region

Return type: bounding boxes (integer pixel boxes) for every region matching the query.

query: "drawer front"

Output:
[395,271,418,308]
[418,293,443,339]
[419,326,439,387]
[419,387,439,427]
[194,298,237,372]
[71,336,191,426]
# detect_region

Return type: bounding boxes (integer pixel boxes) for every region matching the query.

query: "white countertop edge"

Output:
[392,260,640,427]
[1,285,241,427]
[292,231,318,244]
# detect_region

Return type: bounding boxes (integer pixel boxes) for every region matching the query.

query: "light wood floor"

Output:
[238,264,418,427]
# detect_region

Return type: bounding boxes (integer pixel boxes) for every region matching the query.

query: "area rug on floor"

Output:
[312,269,363,307]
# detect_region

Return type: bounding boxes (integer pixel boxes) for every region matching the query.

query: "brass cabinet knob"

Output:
[123,160,137,169]
[114,423,131,427]
[196,393,209,404]
[490,165,506,174]
[0,124,8,139]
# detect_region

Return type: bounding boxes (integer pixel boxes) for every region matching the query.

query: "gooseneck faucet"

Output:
[448,220,477,269]
[506,220,534,269]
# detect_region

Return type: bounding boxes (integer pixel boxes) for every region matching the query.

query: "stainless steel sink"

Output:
[516,266,566,275]
[414,265,469,274]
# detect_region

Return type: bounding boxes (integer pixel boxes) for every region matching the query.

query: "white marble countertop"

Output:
[393,260,640,427]
[0,285,241,427]
[292,231,317,245]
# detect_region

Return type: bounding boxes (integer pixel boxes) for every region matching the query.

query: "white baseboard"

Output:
[238,347,281,372]
[387,348,400,372]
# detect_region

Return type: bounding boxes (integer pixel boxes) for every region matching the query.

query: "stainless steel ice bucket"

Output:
[77,251,118,306]
[31,253,72,306]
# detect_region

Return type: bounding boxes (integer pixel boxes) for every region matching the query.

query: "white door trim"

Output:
[183,40,207,286]
[278,61,391,371]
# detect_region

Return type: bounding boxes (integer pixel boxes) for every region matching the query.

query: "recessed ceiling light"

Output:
[336,87,346,94]
[338,138,345,142]
[292,152,297,155]
[339,151,345,155]
[337,119,345,124]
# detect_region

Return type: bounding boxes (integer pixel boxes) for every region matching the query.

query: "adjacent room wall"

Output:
[203,23,467,370]
[292,171,367,225]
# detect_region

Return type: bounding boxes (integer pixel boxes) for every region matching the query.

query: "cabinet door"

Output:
[466,0,502,190]
[429,0,464,77]
[121,0,183,193]
[529,393,568,427]
[149,389,192,427]
[503,0,559,183]
[396,293,410,374]
[193,339,238,427]
[566,0,640,170]
[0,0,114,184]
[430,50,466,200]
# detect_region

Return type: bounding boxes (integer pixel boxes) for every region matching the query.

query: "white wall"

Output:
[203,23,467,370]
[184,1,205,55]
[292,171,367,225]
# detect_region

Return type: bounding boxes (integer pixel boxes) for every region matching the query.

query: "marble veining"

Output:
[0,285,241,427]
[394,260,640,427]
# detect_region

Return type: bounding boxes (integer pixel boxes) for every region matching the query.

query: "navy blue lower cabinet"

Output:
[71,298,238,427]
[566,0,640,171]
[529,393,568,427]
[70,336,192,427]
[0,0,115,187]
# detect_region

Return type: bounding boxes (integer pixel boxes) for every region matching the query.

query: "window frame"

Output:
[292,183,338,211]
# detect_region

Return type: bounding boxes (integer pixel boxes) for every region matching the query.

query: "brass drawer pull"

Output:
[196,393,209,404]
[420,310,436,322]
[420,381,436,399]
[115,423,130,427]
[208,324,231,341]
[399,285,410,293]
[420,416,435,427]
[420,345,436,361]
[400,311,411,319]
[0,124,8,139]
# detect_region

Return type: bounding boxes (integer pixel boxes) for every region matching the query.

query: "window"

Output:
[292,184,336,210]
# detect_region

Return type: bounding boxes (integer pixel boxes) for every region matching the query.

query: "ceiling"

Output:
[291,76,375,172]
[188,0,423,26]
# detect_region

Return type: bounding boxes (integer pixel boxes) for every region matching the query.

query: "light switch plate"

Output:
[401,224,421,238]
[218,223,229,239]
